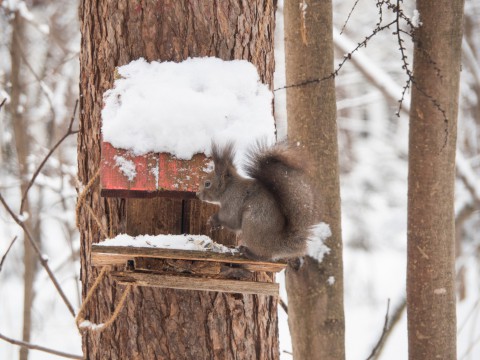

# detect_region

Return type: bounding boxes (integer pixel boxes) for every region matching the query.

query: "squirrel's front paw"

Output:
[238,245,264,260]
[208,214,222,231]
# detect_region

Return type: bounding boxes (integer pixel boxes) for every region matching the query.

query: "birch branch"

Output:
[0,331,83,359]
[0,192,75,316]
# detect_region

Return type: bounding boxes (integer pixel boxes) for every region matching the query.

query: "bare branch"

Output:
[456,152,480,207]
[12,30,56,125]
[371,299,406,360]
[458,298,480,336]
[366,299,391,360]
[0,331,83,359]
[333,28,409,113]
[279,297,288,314]
[340,0,361,35]
[0,236,18,273]
[20,100,79,213]
[459,333,480,360]
[0,192,75,316]
[276,0,450,142]
[0,98,6,110]
[393,0,412,117]
[274,19,396,92]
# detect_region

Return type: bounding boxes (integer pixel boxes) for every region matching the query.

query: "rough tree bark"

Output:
[78,1,278,359]
[283,1,345,359]
[407,0,465,359]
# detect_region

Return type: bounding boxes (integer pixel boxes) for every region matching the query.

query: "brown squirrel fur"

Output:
[196,141,317,261]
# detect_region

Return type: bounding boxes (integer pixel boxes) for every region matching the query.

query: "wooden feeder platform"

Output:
[91,244,287,296]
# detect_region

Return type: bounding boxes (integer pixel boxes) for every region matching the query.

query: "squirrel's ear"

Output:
[211,141,235,173]
[222,142,235,166]
[211,142,220,162]
[211,142,224,173]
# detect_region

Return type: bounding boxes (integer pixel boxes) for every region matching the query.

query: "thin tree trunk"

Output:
[407,1,465,359]
[78,1,278,359]
[10,13,37,360]
[283,1,345,359]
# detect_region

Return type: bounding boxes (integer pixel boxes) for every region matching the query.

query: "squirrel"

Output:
[196,141,318,261]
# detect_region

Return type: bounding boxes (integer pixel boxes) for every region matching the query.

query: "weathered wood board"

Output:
[91,244,287,272]
[100,142,210,198]
[112,271,279,296]
[91,244,286,295]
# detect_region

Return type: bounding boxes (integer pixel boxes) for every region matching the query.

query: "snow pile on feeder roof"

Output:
[102,57,276,159]
[97,234,237,254]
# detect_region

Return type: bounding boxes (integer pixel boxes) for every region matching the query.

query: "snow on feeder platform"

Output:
[92,234,286,296]
[100,57,276,198]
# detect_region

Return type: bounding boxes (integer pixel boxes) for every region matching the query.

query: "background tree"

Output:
[78,1,278,359]
[283,0,345,359]
[9,12,36,360]
[1,1,81,358]
[406,0,465,359]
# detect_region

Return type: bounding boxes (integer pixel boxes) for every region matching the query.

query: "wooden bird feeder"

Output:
[96,59,279,297]
[91,244,286,296]
[98,143,284,296]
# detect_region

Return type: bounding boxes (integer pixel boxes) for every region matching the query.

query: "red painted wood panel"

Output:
[100,142,211,198]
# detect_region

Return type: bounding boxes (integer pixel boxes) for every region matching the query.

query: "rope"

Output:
[76,265,132,332]
[75,170,130,332]
[75,168,109,239]
[85,204,109,240]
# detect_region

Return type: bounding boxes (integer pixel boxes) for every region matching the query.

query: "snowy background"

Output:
[0,0,479,359]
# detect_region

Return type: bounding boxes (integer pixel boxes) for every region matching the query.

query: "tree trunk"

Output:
[9,13,37,360]
[407,1,465,359]
[78,1,278,359]
[283,1,345,359]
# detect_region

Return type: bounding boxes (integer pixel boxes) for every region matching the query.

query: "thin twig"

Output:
[0,331,83,359]
[0,192,75,316]
[458,298,480,336]
[340,0,362,35]
[279,297,288,314]
[276,0,448,141]
[274,19,396,92]
[371,299,406,360]
[0,236,18,273]
[391,0,414,118]
[12,29,56,125]
[366,299,391,360]
[20,100,79,213]
[460,333,480,360]
[0,98,6,110]
[389,0,449,148]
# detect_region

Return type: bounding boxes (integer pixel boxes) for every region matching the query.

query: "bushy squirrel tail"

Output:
[244,141,317,242]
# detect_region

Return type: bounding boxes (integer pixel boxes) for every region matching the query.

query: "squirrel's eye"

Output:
[204,180,211,188]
